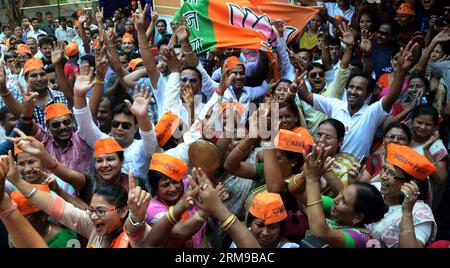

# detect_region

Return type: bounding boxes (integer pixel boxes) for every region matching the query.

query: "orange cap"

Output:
[225,56,244,71]
[149,153,188,182]
[386,144,436,180]
[122,33,135,43]
[65,41,79,57]
[16,44,32,55]
[11,184,50,215]
[93,137,124,158]
[220,102,246,117]
[155,112,180,147]
[44,103,72,122]
[249,192,287,225]
[397,3,416,16]
[274,128,314,153]
[24,58,44,75]
[13,137,44,156]
[128,58,143,71]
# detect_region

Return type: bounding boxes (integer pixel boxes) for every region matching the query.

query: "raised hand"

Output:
[95,46,109,80]
[161,47,181,72]
[19,82,38,117]
[51,41,65,65]
[218,59,236,96]
[73,63,96,97]
[272,20,285,38]
[0,65,8,94]
[132,1,148,31]
[151,11,158,23]
[5,129,45,159]
[401,181,420,211]
[432,27,450,43]
[174,15,190,42]
[181,84,194,106]
[190,168,223,218]
[42,172,59,192]
[359,29,372,55]
[78,10,87,24]
[302,144,334,182]
[95,6,104,24]
[424,130,440,150]
[338,23,354,46]
[127,171,151,222]
[6,150,20,185]
[124,84,151,118]
[397,41,420,72]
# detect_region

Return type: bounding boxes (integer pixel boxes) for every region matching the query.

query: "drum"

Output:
[188,139,222,173]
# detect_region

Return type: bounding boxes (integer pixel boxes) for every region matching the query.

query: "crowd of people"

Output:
[0,0,450,248]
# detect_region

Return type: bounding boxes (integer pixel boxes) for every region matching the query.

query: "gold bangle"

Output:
[166,206,178,225]
[1,90,11,98]
[222,215,237,232]
[193,212,206,224]
[306,199,322,207]
[96,79,105,85]
[219,214,236,230]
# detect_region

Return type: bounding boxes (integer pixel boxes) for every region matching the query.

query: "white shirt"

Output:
[323,3,355,35]
[313,94,389,158]
[26,29,47,40]
[137,75,167,120]
[73,106,157,181]
[55,26,78,42]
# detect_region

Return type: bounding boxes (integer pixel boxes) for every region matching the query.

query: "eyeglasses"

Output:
[309,71,325,79]
[314,132,337,140]
[385,134,408,142]
[180,76,198,83]
[111,120,133,130]
[86,207,119,217]
[50,118,72,129]
[380,167,408,181]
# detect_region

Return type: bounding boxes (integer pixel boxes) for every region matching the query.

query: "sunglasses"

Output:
[111,120,133,130]
[180,76,198,83]
[309,71,325,79]
[378,30,390,36]
[50,118,72,129]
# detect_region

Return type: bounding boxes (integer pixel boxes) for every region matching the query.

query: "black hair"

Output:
[45,64,55,73]
[279,101,302,128]
[93,182,128,208]
[246,212,286,230]
[157,37,170,50]
[59,17,66,23]
[148,169,184,197]
[2,25,12,31]
[347,70,376,95]
[411,104,439,126]
[31,18,39,23]
[111,103,138,124]
[45,11,53,16]
[328,37,341,47]
[381,20,401,37]
[318,119,345,141]
[80,54,95,67]
[38,36,53,48]
[436,42,450,56]
[297,48,312,62]
[3,51,16,62]
[0,106,11,122]
[280,150,304,174]
[357,9,378,32]
[270,79,292,94]
[26,37,37,43]
[408,74,430,92]
[307,62,325,72]
[180,66,203,86]
[352,182,388,225]
[384,123,412,143]
[156,19,167,27]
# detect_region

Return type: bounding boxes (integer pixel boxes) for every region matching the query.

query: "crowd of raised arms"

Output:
[0,0,450,248]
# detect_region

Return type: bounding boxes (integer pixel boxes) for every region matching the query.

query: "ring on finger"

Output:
[201,183,208,190]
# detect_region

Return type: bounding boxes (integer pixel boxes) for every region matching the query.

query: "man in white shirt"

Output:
[55,17,78,42]
[27,18,47,40]
[297,41,418,157]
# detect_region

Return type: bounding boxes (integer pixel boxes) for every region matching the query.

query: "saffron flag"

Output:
[175,0,318,55]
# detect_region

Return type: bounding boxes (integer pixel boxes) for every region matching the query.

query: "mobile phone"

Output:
[358,156,368,171]
[305,144,313,154]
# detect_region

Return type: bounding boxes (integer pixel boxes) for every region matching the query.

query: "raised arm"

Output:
[133,2,160,89]
[175,15,199,68]
[382,41,419,112]
[359,30,373,75]
[399,181,426,248]
[52,41,74,107]
[95,6,104,34]
[89,46,108,123]
[77,11,91,55]
[415,29,450,73]
[0,66,24,119]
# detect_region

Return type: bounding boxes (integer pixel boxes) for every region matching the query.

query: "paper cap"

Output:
[397,3,416,16]
[274,128,314,153]
[24,58,44,74]
[386,144,436,180]
[155,112,180,147]
[249,192,287,225]
[16,44,31,55]
[65,41,79,57]
[225,56,244,71]
[93,137,124,158]
[45,103,72,122]
[128,58,143,71]
[11,184,50,215]
[122,33,135,43]
[220,102,246,117]
[149,153,188,182]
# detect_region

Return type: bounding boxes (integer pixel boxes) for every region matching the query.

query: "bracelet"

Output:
[293,174,306,191]
[128,212,145,227]
[47,159,59,171]
[306,199,322,207]
[221,215,237,232]
[166,206,178,225]
[219,214,237,230]
[25,187,38,199]
[96,79,105,85]
[0,202,17,219]
[183,50,195,55]
[193,212,206,224]
[287,88,296,96]
[1,90,11,98]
